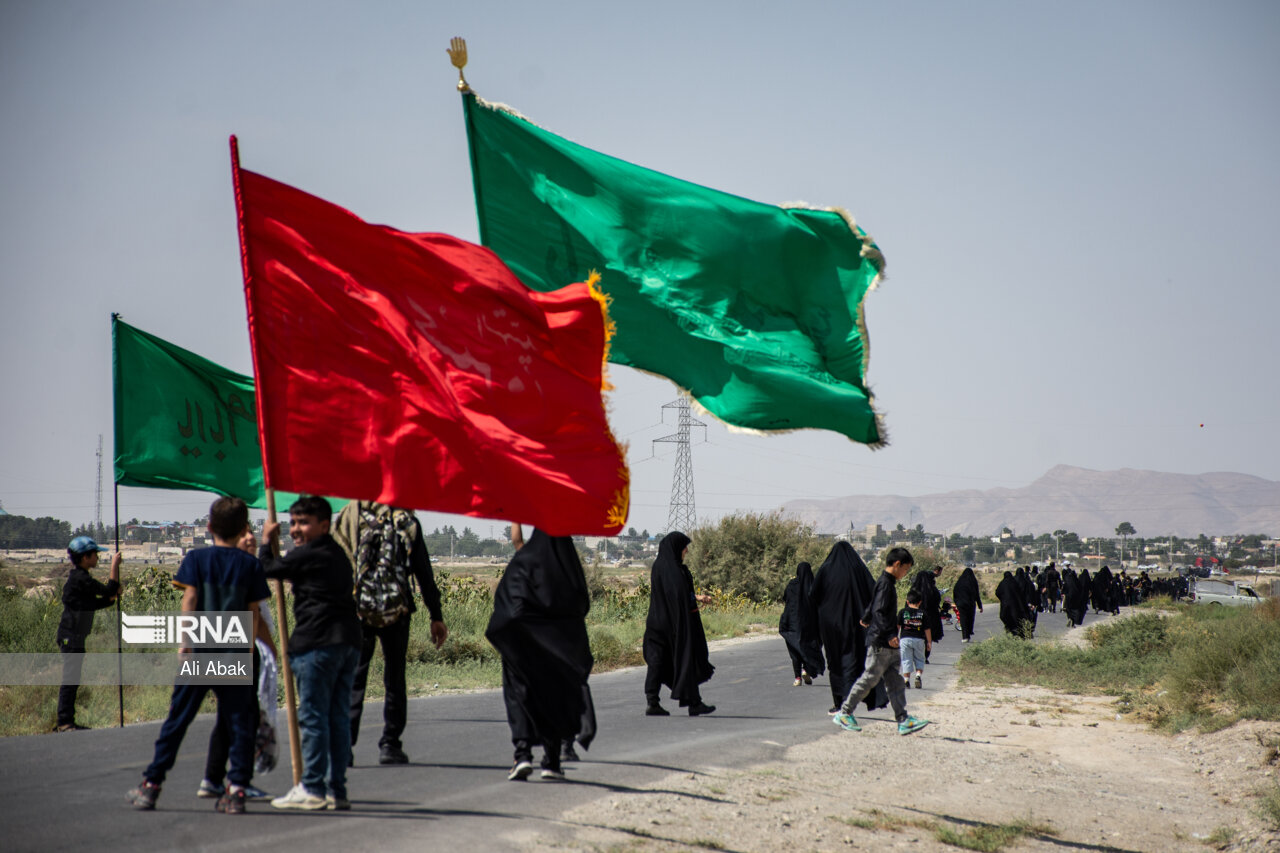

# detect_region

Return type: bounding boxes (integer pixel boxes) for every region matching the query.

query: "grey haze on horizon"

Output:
[2,2,1277,537]
[783,464,1280,539]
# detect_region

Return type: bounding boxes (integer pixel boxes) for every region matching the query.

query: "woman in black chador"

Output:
[995,570,1030,636]
[910,567,945,659]
[643,532,715,716]
[1015,567,1039,637]
[778,561,825,686]
[1061,567,1088,628]
[1043,563,1062,613]
[486,528,596,781]
[810,542,886,714]
[952,566,983,642]
[1091,565,1113,614]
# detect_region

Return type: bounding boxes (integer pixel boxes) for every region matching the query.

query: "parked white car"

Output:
[1189,579,1263,606]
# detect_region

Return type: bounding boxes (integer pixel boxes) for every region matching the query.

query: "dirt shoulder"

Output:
[528,635,1280,852]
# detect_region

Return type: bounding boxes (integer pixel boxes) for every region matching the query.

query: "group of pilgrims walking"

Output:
[67,495,1067,814]
[70,492,1195,816]
[994,561,1181,638]
[775,543,932,735]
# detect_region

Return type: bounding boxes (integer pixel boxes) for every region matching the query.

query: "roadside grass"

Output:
[1204,826,1235,846]
[1,566,778,736]
[829,809,1053,851]
[1259,782,1280,830]
[959,598,1280,732]
[934,818,1055,852]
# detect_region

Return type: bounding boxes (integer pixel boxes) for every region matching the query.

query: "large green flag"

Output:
[462,94,886,445]
[112,316,277,509]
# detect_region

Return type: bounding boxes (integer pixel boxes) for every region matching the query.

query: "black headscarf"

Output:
[1061,568,1087,627]
[1045,563,1061,594]
[779,561,825,677]
[953,567,981,607]
[1092,566,1113,612]
[995,570,1029,636]
[810,542,885,710]
[910,569,945,642]
[643,532,714,704]
[486,530,596,748]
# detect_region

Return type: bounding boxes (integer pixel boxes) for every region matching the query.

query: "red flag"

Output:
[230,138,628,535]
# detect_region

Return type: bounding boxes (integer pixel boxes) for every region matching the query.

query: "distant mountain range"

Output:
[781,465,1280,538]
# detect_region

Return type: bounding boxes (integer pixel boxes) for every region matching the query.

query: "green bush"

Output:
[961,601,1280,731]
[1156,598,1280,727]
[121,565,183,612]
[688,512,830,603]
[0,586,61,654]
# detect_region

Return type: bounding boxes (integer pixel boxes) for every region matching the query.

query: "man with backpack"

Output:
[334,501,447,766]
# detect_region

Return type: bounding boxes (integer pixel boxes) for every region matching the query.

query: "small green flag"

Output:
[112,316,286,509]
[463,94,886,445]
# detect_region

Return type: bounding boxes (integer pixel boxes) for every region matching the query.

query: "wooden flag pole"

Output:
[266,489,303,787]
[232,141,301,786]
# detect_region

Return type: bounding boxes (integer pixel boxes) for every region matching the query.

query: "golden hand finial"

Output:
[447,37,471,93]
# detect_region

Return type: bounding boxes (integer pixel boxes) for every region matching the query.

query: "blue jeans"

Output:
[899,637,926,674]
[291,643,359,798]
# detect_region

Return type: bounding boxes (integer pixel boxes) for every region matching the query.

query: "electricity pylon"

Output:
[652,396,706,533]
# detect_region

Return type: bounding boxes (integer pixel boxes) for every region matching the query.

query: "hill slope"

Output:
[781,465,1280,537]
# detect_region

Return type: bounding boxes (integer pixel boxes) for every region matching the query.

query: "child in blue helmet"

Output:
[55,536,122,731]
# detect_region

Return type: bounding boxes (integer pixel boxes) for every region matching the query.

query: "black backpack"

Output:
[353,507,415,628]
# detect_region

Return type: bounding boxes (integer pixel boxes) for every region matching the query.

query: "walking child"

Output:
[898,589,931,690]
[832,548,931,736]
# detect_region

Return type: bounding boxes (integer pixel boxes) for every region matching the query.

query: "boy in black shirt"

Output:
[260,495,363,811]
[898,589,931,690]
[833,548,930,736]
[56,537,122,731]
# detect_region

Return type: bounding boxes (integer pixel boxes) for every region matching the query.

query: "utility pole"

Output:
[94,434,104,539]
[652,396,706,533]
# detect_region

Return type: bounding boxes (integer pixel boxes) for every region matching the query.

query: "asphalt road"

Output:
[0,604,1059,852]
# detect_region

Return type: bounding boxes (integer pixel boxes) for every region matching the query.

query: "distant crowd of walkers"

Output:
[995,562,1188,636]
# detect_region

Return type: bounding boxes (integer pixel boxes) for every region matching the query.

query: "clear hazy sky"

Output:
[2,1,1277,537]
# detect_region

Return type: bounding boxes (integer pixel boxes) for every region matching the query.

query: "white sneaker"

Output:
[271,784,327,811]
[196,778,224,799]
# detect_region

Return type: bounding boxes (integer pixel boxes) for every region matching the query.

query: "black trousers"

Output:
[205,648,262,785]
[502,664,561,771]
[349,618,411,748]
[956,602,977,640]
[512,737,562,770]
[147,682,256,787]
[56,641,85,726]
